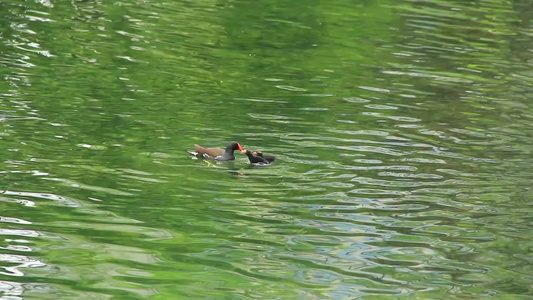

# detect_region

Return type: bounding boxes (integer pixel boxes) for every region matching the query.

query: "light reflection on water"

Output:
[0,0,532,298]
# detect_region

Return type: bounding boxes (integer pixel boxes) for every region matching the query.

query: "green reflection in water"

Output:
[0,0,532,298]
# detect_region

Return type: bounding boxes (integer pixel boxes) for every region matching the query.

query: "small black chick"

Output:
[242,150,272,165]
[253,151,275,163]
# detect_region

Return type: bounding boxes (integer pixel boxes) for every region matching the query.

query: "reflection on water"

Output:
[1,0,532,298]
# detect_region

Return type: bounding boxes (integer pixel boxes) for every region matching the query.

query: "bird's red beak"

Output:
[237,143,244,151]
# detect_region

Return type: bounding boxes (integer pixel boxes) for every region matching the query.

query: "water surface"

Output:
[1,0,532,298]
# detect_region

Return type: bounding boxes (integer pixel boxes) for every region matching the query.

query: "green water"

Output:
[1,0,532,298]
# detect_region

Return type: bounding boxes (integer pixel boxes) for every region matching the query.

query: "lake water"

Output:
[1,0,532,298]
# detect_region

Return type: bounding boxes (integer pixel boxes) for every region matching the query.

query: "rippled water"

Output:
[1,0,532,298]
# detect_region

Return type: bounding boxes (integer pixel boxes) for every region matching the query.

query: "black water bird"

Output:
[187,142,244,161]
[253,151,275,164]
[242,149,275,165]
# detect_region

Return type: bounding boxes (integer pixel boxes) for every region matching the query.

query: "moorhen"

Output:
[242,149,273,165]
[253,151,276,163]
[188,142,244,161]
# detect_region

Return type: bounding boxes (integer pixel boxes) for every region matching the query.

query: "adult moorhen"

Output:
[188,142,244,161]
[242,149,274,165]
[253,151,276,163]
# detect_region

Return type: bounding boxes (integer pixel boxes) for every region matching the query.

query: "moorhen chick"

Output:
[253,151,276,163]
[188,142,244,161]
[242,149,274,165]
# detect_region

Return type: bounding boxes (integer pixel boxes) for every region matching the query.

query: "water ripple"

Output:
[0,0,531,298]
